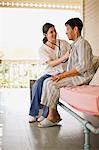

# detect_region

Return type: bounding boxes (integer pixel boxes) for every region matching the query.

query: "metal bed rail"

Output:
[58,101,99,150]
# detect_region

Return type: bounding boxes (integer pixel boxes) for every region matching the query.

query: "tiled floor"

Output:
[0,88,99,150]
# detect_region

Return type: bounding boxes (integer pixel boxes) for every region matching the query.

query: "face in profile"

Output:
[46,26,57,43]
[66,25,75,40]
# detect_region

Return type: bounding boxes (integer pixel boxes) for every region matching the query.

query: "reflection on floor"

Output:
[0,88,99,150]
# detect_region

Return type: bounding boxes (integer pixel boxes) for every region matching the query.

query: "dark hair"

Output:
[65,18,83,35]
[42,23,54,44]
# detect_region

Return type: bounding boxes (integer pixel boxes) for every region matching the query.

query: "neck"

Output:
[48,40,56,45]
[46,41,56,50]
[74,32,81,40]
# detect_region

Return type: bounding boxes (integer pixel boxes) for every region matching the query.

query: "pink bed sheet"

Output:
[60,85,99,115]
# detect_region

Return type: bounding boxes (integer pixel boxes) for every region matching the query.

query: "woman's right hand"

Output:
[62,49,71,61]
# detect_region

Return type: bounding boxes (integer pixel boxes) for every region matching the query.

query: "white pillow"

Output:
[89,67,99,85]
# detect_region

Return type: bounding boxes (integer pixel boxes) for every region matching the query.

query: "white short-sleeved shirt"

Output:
[39,39,71,76]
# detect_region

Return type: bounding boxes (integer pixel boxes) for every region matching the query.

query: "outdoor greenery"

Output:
[0,64,45,88]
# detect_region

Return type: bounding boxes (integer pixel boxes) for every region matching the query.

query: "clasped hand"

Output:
[51,73,63,82]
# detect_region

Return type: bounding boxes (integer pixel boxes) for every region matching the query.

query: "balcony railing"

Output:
[0,59,45,88]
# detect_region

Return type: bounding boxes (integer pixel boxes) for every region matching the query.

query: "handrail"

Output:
[0,59,40,64]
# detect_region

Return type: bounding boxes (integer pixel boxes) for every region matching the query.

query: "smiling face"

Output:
[46,26,57,43]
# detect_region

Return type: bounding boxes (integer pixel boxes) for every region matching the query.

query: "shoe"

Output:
[29,116,37,123]
[37,116,45,122]
[38,118,62,128]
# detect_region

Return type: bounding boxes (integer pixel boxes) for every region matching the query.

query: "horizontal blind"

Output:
[83,0,99,56]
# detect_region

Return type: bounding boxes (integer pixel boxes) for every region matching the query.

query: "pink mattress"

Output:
[60,85,99,115]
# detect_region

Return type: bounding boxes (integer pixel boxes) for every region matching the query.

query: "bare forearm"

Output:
[52,69,79,82]
[48,55,67,67]
[48,50,70,67]
[61,69,79,78]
